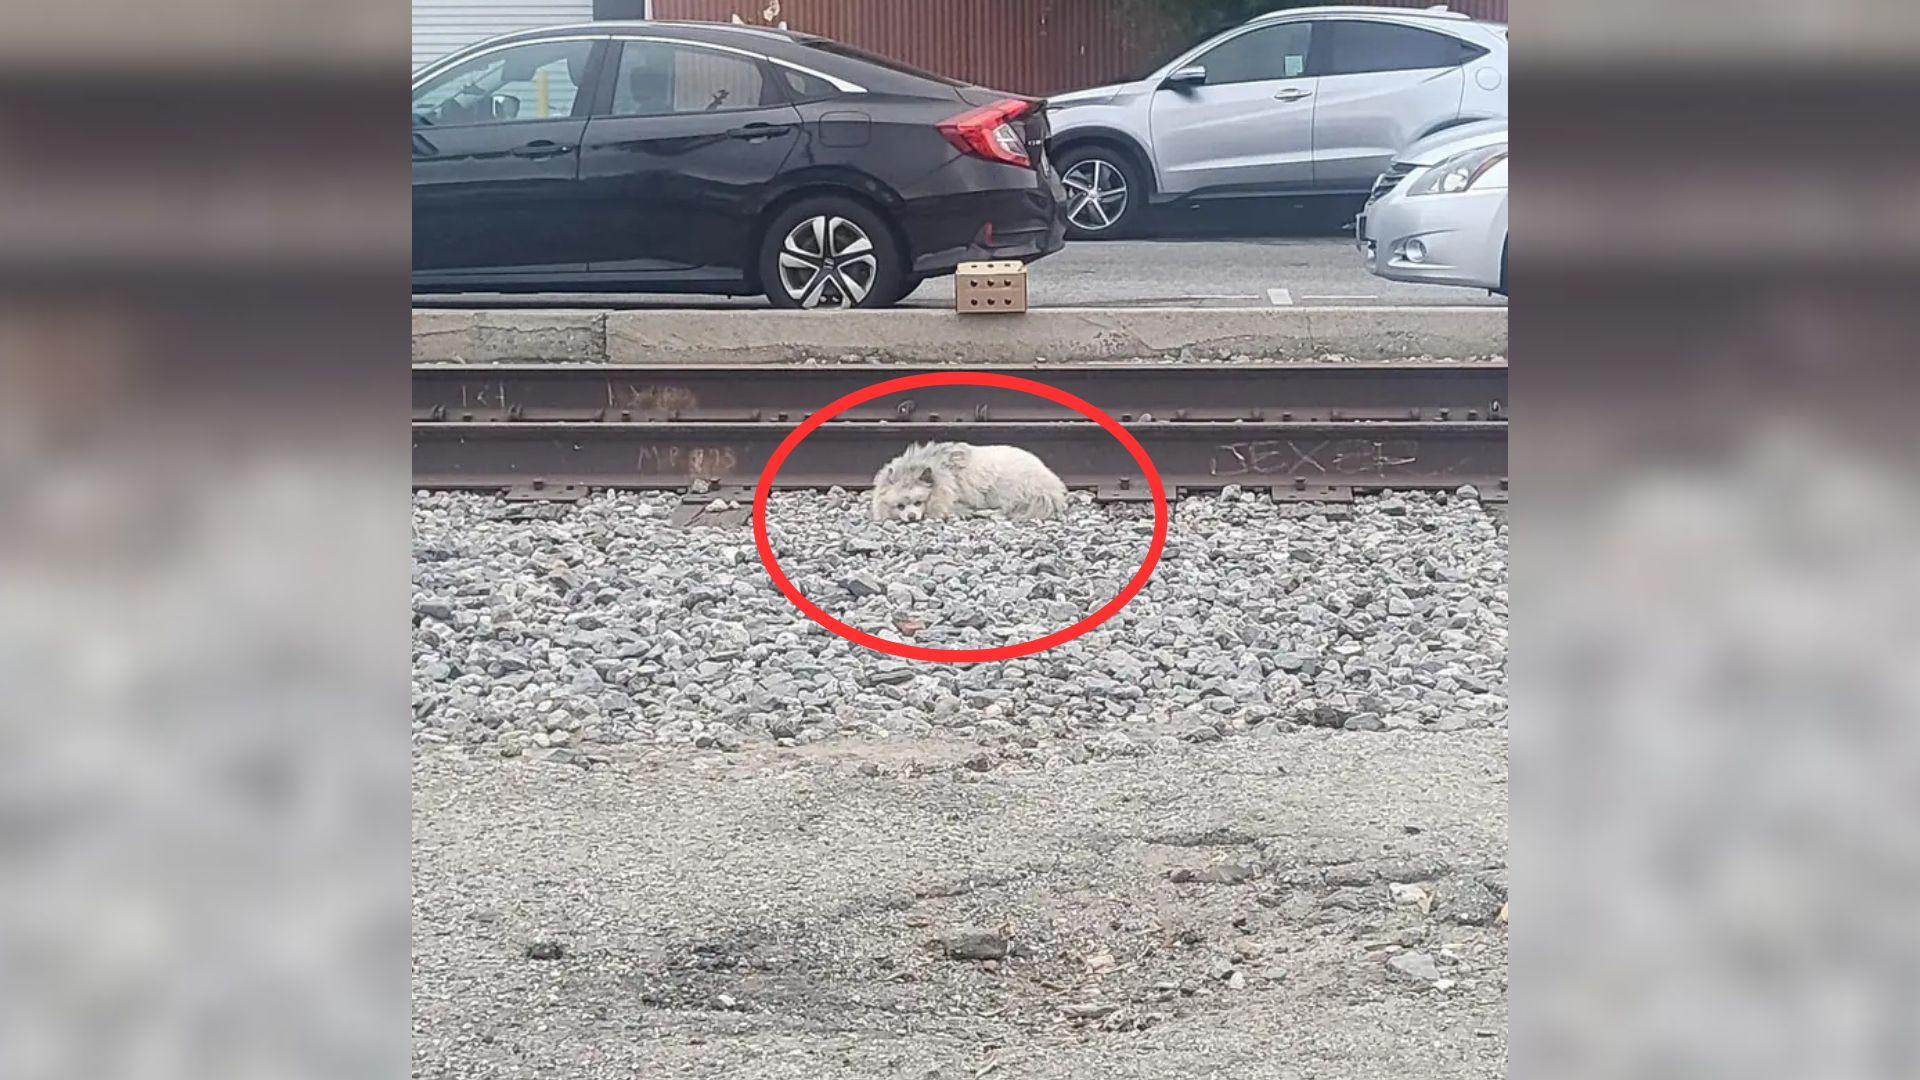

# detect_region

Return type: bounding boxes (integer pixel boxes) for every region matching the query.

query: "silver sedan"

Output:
[1358,120,1508,295]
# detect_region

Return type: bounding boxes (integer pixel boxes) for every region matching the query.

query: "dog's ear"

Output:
[943,444,971,468]
[915,465,936,485]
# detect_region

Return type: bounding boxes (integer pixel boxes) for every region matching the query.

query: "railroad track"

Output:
[412,363,1508,502]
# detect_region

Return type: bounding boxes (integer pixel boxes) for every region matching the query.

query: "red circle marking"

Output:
[752,370,1169,663]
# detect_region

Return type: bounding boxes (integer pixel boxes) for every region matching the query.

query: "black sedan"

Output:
[411,21,1068,308]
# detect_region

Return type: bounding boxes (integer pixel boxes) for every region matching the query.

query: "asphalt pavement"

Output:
[943,236,1505,309]
[414,237,1506,311]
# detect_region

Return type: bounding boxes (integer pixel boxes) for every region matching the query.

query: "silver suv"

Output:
[1046,5,1508,238]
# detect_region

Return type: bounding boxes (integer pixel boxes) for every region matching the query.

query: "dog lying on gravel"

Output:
[869,442,1068,522]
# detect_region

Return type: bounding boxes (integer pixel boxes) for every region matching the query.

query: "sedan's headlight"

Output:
[1408,145,1508,196]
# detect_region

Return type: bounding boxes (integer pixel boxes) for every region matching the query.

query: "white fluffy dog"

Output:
[869,442,1069,522]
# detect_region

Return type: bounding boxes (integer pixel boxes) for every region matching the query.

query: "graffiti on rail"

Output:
[609,382,699,415]
[458,380,509,409]
[636,444,740,479]
[1212,439,1420,478]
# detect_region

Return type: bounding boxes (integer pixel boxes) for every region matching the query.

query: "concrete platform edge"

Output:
[412,307,1506,364]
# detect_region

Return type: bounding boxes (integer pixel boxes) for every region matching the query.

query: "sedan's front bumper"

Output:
[1359,179,1507,293]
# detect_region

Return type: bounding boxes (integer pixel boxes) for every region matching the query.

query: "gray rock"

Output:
[1376,855,1449,883]
[1431,877,1503,925]
[1387,951,1442,983]
[1302,704,1349,729]
[1321,863,1376,887]
[1320,887,1383,912]
[1170,861,1260,885]
[866,666,916,686]
[940,928,1008,961]
[414,599,456,623]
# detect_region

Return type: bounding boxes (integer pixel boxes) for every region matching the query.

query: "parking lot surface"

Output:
[413,238,1507,311]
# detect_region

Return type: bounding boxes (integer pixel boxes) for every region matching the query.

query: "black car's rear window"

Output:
[796,39,969,88]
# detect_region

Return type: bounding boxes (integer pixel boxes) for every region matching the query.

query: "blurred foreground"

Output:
[3,0,1920,1077]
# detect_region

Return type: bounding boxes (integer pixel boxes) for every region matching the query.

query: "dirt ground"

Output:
[412,729,1508,1079]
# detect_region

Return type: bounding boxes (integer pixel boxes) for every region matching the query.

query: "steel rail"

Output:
[411,420,1508,498]
[412,362,1506,425]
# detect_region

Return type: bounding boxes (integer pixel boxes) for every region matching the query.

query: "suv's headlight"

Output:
[1409,145,1508,196]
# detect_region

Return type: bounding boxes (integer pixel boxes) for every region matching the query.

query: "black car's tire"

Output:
[1056,144,1146,240]
[758,197,907,309]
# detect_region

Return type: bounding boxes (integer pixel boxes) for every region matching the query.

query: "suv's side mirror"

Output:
[490,93,521,121]
[1164,65,1207,89]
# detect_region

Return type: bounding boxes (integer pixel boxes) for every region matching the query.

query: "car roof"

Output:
[475,20,807,48]
[579,19,803,40]
[1247,5,1474,22]
[413,20,976,96]
[1240,6,1508,41]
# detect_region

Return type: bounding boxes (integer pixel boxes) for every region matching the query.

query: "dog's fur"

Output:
[869,442,1068,522]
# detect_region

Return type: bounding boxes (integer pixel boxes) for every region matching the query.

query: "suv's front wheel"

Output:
[759,197,907,309]
[1056,144,1145,240]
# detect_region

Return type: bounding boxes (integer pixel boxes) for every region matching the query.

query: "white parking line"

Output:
[1267,287,1294,306]
[1301,294,1378,301]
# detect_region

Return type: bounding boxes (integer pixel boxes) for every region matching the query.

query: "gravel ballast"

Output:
[411,488,1507,758]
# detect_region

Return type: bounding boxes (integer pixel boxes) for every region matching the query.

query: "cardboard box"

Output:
[954,260,1028,313]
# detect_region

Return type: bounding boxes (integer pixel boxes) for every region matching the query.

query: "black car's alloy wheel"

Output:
[1057,146,1143,240]
[760,198,906,309]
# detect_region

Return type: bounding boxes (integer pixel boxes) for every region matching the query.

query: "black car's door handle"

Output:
[510,140,573,159]
[727,123,795,142]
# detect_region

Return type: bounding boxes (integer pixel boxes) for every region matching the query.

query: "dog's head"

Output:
[871,443,970,522]
[870,464,936,522]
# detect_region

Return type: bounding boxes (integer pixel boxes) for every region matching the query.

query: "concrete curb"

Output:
[412,310,607,364]
[413,306,1505,364]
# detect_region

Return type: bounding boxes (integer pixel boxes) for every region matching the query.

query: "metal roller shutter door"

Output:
[413,0,598,72]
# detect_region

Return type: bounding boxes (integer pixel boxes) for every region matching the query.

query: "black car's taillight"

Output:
[936,98,1035,168]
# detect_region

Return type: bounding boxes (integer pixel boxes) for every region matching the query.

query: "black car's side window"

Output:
[775,66,840,104]
[609,42,780,117]
[1319,21,1482,76]
[1192,22,1313,85]
[411,40,595,127]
